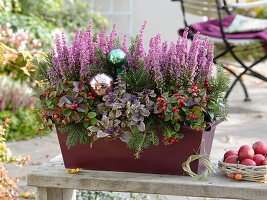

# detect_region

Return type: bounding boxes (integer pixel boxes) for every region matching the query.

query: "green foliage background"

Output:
[0,0,108,43]
[0,109,45,141]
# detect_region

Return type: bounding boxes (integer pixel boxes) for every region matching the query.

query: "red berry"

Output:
[88,92,93,97]
[84,118,91,121]
[53,114,59,119]
[189,114,197,119]
[157,98,165,103]
[56,93,63,97]
[70,104,78,110]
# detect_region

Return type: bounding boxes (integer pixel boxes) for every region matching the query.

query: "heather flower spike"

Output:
[50,21,214,89]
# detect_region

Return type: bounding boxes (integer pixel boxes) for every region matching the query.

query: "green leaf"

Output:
[164,114,171,121]
[35,102,44,109]
[64,109,73,116]
[174,123,180,132]
[177,133,184,139]
[192,106,202,116]
[173,113,180,120]
[49,91,57,98]
[83,121,90,128]
[87,112,97,119]
[85,105,90,113]
[90,118,98,125]
[172,133,179,138]
[170,85,176,91]
[46,100,52,106]
[190,123,198,130]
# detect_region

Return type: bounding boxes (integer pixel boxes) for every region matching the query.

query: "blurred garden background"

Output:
[0,0,267,199]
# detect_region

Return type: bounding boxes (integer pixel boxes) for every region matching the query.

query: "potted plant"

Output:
[32,20,229,175]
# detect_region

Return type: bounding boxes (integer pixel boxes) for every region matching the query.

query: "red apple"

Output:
[224,150,238,161]
[225,155,239,164]
[252,141,267,155]
[262,158,267,165]
[241,159,257,166]
[238,145,255,160]
[253,154,265,166]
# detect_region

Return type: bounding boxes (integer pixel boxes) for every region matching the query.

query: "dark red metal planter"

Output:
[56,122,219,175]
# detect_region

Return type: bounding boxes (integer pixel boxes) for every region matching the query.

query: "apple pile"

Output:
[223,141,267,166]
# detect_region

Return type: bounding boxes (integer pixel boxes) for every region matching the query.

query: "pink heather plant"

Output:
[49,21,215,93]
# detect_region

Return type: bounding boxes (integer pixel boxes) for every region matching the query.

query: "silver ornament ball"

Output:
[89,73,114,96]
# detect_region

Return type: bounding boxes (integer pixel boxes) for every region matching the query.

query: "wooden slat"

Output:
[184,5,218,18]
[182,0,228,19]
[184,0,217,9]
[184,0,217,3]
[27,155,267,200]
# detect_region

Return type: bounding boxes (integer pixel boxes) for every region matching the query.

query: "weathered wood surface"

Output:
[27,155,267,200]
[36,187,75,200]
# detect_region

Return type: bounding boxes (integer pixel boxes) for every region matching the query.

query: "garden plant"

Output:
[0,120,28,200]
[33,21,229,158]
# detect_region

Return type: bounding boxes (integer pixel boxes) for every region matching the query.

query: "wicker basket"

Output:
[218,161,267,183]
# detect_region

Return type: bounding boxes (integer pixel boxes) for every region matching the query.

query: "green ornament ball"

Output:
[107,49,126,67]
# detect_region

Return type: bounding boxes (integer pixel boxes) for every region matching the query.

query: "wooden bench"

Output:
[27,155,267,200]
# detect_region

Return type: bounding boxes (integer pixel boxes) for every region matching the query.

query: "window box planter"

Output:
[56,122,219,175]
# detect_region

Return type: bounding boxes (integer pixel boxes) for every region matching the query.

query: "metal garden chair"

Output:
[174,0,267,101]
